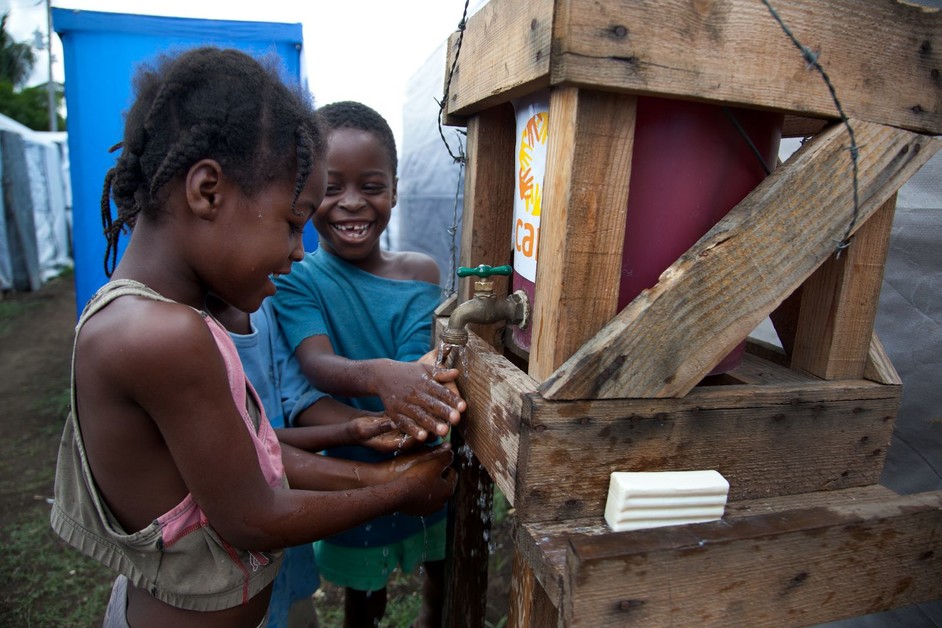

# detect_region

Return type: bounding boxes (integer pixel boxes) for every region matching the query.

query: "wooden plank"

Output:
[515,378,900,522]
[516,485,901,606]
[445,0,942,135]
[782,115,827,138]
[721,351,810,386]
[538,121,940,400]
[434,318,538,504]
[442,0,553,125]
[443,427,494,628]
[563,490,942,626]
[769,285,802,357]
[791,195,897,379]
[529,88,637,380]
[743,337,789,369]
[509,549,560,628]
[865,332,901,386]
[457,106,518,348]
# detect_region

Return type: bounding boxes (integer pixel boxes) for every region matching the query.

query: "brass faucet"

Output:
[441,265,530,347]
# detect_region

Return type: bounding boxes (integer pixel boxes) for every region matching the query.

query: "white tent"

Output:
[0,113,72,292]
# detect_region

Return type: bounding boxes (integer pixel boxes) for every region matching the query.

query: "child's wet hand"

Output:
[347,415,395,442]
[354,416,420,453]
[398,443,457,516]
[376,361,465,441]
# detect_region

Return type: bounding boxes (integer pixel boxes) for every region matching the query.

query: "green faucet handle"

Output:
[457,264,512,278]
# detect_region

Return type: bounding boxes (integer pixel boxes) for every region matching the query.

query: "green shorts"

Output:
[314,518,447,592]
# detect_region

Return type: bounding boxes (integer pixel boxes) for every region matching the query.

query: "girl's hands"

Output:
[394,443,457,517]
[347,415,419,453]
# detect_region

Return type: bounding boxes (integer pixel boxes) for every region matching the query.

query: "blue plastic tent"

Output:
[52,9,312,315]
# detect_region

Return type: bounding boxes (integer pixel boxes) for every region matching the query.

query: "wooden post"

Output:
[528,88,637,380]
[443,427,494,628]
[442,105,517,627]
[509,549,559,627]
[457,105,516,347]
[791,194,898,379]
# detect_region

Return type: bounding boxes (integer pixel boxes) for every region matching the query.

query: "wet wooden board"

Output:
[434,318,537,504]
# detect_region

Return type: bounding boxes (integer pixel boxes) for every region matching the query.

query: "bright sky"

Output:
[1,0,476,147]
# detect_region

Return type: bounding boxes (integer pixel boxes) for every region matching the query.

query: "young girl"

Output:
[210,294,436,628]
[271,101,460,627]
[50,47,458,628]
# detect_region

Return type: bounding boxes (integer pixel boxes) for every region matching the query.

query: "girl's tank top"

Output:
[50,279,285,611]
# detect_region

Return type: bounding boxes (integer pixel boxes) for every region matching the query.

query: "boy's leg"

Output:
[416,559,445,628]
[287,596,318,628]
[343,587,387,628]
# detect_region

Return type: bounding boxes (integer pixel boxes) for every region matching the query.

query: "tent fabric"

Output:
[52,9,307,315]
[396,40,465,292]
[0,113,71,292]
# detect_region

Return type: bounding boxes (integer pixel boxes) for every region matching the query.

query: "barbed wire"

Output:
[761,0,860,258]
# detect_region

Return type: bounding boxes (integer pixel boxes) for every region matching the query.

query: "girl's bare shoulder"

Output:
[78,297,217,382]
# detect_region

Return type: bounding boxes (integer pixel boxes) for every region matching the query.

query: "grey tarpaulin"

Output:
[0,113,72,293]
[396,39,465,293]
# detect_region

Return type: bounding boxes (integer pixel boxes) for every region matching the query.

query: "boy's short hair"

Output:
[318,101,397,176]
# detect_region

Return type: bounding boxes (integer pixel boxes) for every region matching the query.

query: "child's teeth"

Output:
[335,223,369,236]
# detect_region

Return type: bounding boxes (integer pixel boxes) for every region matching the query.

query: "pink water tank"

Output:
[618,97,783,374]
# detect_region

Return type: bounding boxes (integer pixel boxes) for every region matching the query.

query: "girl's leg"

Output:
[343,586,386,627]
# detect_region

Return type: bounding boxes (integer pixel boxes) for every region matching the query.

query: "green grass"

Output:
[0,490,114,627]
[0,298,40,334]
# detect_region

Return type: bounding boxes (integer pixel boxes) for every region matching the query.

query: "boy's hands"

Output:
[374,357,466,442]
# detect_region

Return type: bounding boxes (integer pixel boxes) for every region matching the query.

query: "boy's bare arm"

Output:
[295,335,466,441]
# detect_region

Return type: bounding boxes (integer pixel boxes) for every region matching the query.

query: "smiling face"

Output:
[313,128,397,269]
[209,165,326,313]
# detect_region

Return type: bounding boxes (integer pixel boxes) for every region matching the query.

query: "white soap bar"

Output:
[604,470,729,532]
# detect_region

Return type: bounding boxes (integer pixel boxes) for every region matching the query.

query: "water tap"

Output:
[441,265,530,347]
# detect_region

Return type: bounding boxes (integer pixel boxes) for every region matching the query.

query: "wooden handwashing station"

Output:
[432,1,942,626]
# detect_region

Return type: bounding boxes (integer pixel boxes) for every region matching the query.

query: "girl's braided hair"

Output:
[101,46,326,276]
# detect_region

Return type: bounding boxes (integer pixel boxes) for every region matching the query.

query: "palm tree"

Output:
[0,12,37,89]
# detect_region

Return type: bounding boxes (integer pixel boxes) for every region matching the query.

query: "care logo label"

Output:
[513,94,549,283]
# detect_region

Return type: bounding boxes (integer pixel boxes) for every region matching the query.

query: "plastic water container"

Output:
[617,97,783,374]
[509,93,783,375]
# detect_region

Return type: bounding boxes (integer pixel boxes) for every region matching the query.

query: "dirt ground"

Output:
[0,276,511,626]
[0,275,74,533]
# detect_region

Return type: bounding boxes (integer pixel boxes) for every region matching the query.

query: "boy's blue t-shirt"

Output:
[272,249,446,548]
[227,299,323,627]
[230,299,328,428]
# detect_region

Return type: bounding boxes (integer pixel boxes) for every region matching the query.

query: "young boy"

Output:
[272,101,461,627]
